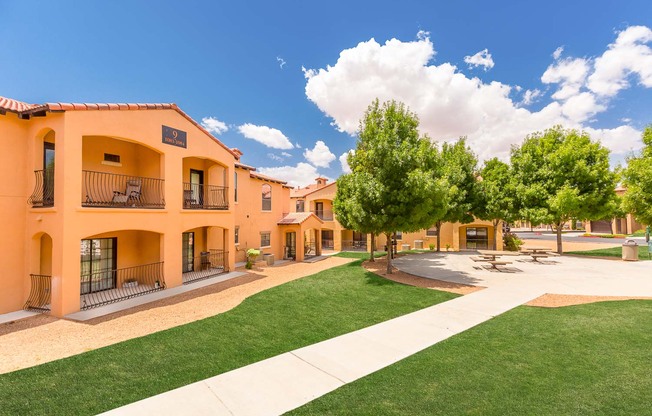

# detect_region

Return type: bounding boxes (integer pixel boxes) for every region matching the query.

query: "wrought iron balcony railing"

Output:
[311,209,334,221]
[341,239,368,251]
[182,249,229,284]
[24,274,52,312]
[28,169,55,208]
[183,183,228,210]
[82,170,165,209]
[80,262,165,310]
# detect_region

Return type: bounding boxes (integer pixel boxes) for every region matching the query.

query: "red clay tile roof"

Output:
[277,212,323,225]
[235,162,256,171]
[250,171,288,185]
[290,181,335,198]
[0,96,237,158]
[0,96,42,113]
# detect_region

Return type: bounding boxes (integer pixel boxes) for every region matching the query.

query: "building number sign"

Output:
[162,125,187,148]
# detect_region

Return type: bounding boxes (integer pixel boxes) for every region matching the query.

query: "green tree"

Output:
[511,126,617,253]
[476,158,517,250]
[433,138,479,251]
[622,125,652,227]
[333,99,448,273]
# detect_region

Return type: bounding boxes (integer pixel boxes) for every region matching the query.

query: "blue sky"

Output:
[2,1,651,186]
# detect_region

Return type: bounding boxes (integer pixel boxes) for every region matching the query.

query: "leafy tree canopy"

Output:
[622,125,652,226]
[476,158,517,249]
[333,99,448,271]
[510,125,617,252]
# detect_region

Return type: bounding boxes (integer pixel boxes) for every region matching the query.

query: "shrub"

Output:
[503,232,523,251]
[246,248,261,269]
[429,244,435,251]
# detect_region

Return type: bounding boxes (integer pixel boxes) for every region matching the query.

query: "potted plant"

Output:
[246,248,261,269]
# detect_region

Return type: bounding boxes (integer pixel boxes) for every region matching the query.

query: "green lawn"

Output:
[291,300,652,415]
[567,245,651,260]
[0,260,455,416]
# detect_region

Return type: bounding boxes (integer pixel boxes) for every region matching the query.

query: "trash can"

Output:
[401,244,411,251]
[622,240,638,261]
[263,253,275,266]
[414,240,423,249]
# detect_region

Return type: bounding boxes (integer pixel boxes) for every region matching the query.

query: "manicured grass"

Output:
[0,260,455,416]
[629,229,647,237]
[291,300,652,415]
[567,245,651,260]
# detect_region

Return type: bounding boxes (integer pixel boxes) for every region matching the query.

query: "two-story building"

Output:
[1,97,240,317]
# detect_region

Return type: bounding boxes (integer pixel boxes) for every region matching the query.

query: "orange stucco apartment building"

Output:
[0,96,328,318]
[290,177,503,255]
[1,95,500,318]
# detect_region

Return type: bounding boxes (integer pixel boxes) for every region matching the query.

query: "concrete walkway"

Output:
[101,253,651,416]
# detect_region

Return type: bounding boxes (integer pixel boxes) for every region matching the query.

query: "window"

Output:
[262,184,272,211]
[80,238,116,294]
[426,226,438,237]
[234,172,238,203]
[395,231,403,240]
[182,232,195,273]
[260,232,271,247]
[296,199,305,212]
[103,153,121,163]
[235,226,240,245]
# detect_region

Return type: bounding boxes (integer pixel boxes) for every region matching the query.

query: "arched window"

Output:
[262,184,272,211]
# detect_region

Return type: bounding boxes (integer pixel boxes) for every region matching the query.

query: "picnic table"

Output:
[475,250,521,270]
[520,247,558,262]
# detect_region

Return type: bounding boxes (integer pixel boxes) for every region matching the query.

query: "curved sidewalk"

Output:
[101,253,651,416]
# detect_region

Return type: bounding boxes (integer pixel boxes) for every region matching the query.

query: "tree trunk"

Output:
[369,234,375,262]
[555,223,563,254]
[436,221,442,252]
[493,219,499,250]
[385,232,393,274]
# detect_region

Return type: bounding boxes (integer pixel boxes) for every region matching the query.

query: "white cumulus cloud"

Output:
[303,140,336,168]
[201,116,229,134]
[541,57,591,100]
[552,46,564,60]
[587,25,652,97]
[464,48,495,70]
[303,30,646,162]
[237,123,294,149]
[521,89,542,105]
[257,162,329,188]
[281,151,292,158]
[339,150,354,174]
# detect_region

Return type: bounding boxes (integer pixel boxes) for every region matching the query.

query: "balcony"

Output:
[182,249,229,284]
[82,170,165,209]
[183,183,228,210]
[24,274,52,312]
[28,170,54,208]
[342,239,367,251]
[80,262,165,310]
[312,209,334,221]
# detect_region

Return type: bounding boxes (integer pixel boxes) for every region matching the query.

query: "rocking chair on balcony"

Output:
[112,180,142,206]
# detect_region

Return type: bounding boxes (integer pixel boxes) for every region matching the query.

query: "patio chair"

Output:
[113,180,142,206]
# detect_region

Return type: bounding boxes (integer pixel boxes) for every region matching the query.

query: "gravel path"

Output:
[0,257,354,374]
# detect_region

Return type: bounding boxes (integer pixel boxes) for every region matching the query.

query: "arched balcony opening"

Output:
[181,226,230,284]
[24,233,53,312]
[28,129,56,208]
[182,157,229,210]
[79,229,165,309]
[81,136,164,209]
